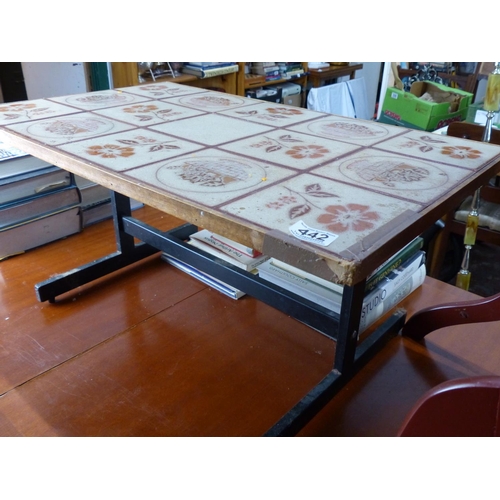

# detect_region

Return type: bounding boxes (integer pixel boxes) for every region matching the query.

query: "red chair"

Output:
[398,376,500,437]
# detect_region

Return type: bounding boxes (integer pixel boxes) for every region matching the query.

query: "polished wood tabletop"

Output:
[1,83,500,286]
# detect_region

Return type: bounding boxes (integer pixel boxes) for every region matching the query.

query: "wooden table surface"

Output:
[1,83,500,287]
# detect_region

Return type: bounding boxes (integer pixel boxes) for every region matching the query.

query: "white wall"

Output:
[21,62,89,99]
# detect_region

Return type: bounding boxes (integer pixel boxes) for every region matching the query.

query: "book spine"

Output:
[360,264,426,332]
[191,229,260,258]
[190,231,260,263]
[183,65,238,78]
[365,237,424,291]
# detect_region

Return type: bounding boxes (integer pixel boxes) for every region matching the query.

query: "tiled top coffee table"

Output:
[2,82,500,435]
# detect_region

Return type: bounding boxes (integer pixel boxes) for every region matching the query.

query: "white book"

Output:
[189,229,261,258]
[161,253,245,300]
[188,234,269,271]
[256,259,342,313]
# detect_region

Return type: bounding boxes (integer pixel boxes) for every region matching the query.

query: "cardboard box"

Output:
[379,81,473,131]
[278,82,302,107]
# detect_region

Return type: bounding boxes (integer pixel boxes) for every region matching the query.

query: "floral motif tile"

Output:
[119,82,209,99]
[219,101,321,126]
[162,93,252,112]
[49,90,150,110]
[93,100,206,126]
[373,129,500,170]
[220,129,360,170]
[149,114,273,146]
[123,151,295,207]
[287,116,404,146]
[220,173,421,255]
[6,113,135,146]
[58,129,204,172]
[0,99,78,126]
[311,150,475,204]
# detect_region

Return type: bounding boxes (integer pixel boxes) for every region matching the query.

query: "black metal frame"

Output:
[35,192,406,435]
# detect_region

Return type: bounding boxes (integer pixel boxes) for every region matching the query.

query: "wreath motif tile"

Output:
[124,151,294,206]
[6,113,135,146]
[164,93,252,112]
[50,90,150,110]
[119,82,209,99]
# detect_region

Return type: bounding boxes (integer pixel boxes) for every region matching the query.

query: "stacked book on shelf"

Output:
[161,229,270,300]
[74,175,143,227]
[276,62,306,79]
[250,62,282,82]
[0,141,81,260]
[256,236,426,333]
[181,62,239,79]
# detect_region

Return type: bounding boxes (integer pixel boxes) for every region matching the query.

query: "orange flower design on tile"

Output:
[441,145,482,159]
[0,103,37,112]
[86,144,135,159]
[267,107,303,116]
[123,104,159,114]
[317,204,380,233]
[285,145,330,159]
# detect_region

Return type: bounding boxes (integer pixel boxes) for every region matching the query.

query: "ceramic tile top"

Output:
[0,99,78,125]
[1,81,500,283]
[93,100,206,126]
[49,89,150,110]
[6,112,135,146]
[58,129,204,171]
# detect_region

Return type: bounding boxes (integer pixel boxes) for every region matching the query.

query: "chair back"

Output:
[398,376,500,436]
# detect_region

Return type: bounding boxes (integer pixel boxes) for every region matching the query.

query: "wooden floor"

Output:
[1,205,500,437]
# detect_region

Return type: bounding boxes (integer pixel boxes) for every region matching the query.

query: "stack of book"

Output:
[250,63,282,82]
[256,237,426,333]
[181,62,239,79]
[74,175,143,227]
[162,229,270,300]
[0,141,81,260]
[276,62,305,79]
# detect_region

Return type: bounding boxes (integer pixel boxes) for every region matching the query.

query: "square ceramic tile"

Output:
[373,129,500,170]
[220,128,361,170]
[123,150,295,207]
[50,89,150,110]
[311,149,476,205]
[93,100,206,126]
[220,173,421,255]
[220,101,321,126]
[150,114,273,146]
[58,128,204,172]
[6,112,135,146]
[0,99,79,126]
[162,93,252,112]
[119,82,209,99]
[287,116,404,146]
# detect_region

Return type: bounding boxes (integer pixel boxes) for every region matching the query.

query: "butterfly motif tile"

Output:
[286,116,404,146]
[119,82,209,99]
[311,149,475,205]
[149,114,274,146]
[6,113,135,146]
[219,129,361,170]
[93,100,206,126]
[0,99,79,126]
[219,173,421,255]
[49,90,150,110]
[220,101,322,126]
[58,128,204,171]
[123,150,295,207]
[373,129,500,170]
